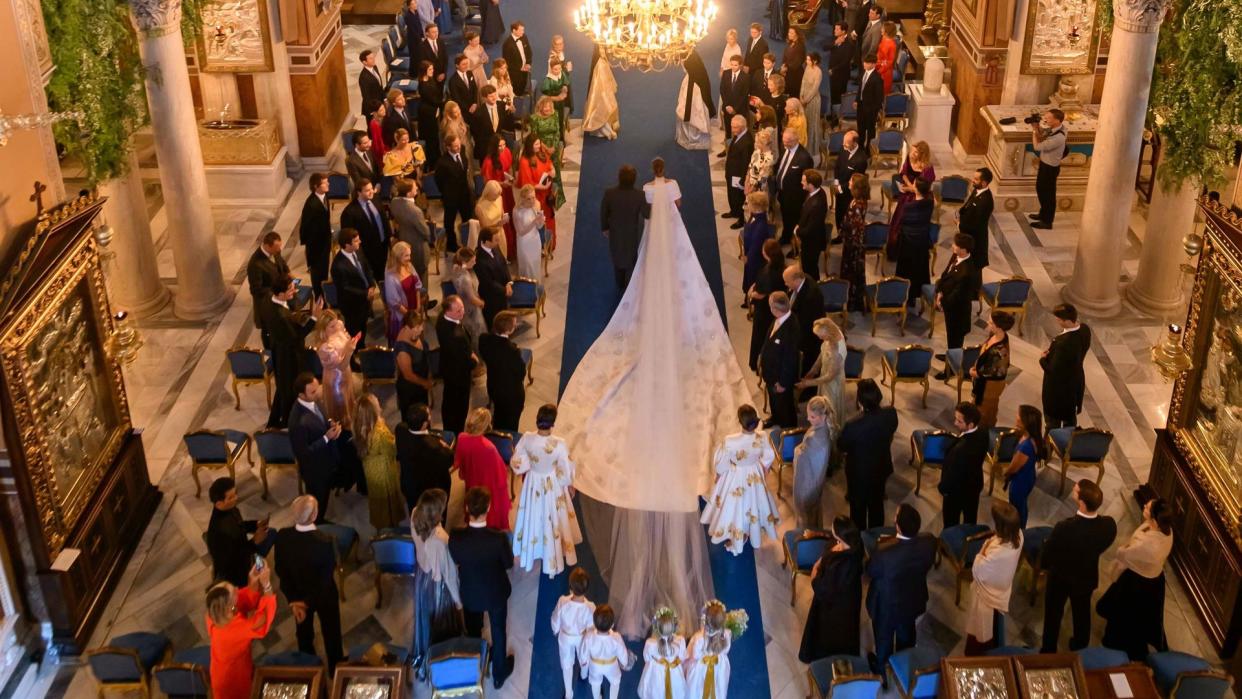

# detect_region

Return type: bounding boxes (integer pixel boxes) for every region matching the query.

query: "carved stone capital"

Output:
[1113,0,1172,33]
[129,0,183,36]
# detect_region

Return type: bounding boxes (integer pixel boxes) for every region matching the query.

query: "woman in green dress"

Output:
[541,57,572,139]
[353,393,405,530]
[526,98,566,209]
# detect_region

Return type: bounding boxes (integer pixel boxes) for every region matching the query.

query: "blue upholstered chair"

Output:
[428,637,488,698]
[892,49,911,90]
[880,172,902,215]
[371,535,417,608]
[936,523,993,606]
[302,346,324,379]
[986,428,1020,495]
[327,173,351,215]
[1045,427,1113,496]
[1146,651,1232,699]
[919,283,937,338]
[1075,646,1131,671]
[820,277,851,326]
[226,346,272,410]
[381,37,409,75]
[254,428,302,500]
[440,279,457,299]
[865,277,911,336]
[184,429,253,498]
[827,130,846,157]
[882,93,910,130]
[927,223,942,273]
[154,646,211,698]
[85,631,171,698]
[839,92,858,121]
[1021,525,1054,604]
[938,175,971,204]
[520,347,534,385]
[258,651,324,667]
[430,428,456,450]
[845,345,865,382]
[358,347,397,391]
[782,529,833,605]
[321,280,339,309]
[880,344,934,407]
[943,345,982,402]
[808,654,881,699]
[486,430,519,497]
[887,646,944,699]
[979,276,1033,336]
[769,426,808,498]
[910,429,957,495]
[872,130,906,172]
[318,522,359,601]
[861,526,897,559]
[509,277,546,337]
[863,222,890,275]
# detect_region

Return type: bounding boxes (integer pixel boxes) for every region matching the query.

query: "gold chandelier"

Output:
[573,0,719,72]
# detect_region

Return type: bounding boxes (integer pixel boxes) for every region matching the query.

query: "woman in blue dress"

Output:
[1002,405,1044,528]
[742,191,773,307]
[769,0,788,40]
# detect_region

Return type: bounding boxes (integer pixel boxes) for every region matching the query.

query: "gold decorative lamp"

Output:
[1151,323,1192,381]
[573,0,718,72]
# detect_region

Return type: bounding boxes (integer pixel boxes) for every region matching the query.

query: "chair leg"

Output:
[193,465,202,498]
[915,461,922,495]
[870,310,877,336]
[899,308,907,335]
[232,379,242,410]
[790,573,796,606]
[261,464,270,500]
[921,377,929,408]
[264,377,272,408]
[375,572,384,609]
[1058,460,1068,496]
[955,574,963,607]
[246,438,255,466]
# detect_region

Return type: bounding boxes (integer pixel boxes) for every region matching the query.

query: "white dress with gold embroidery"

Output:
[700,431,779,555]
[511,432,583,576]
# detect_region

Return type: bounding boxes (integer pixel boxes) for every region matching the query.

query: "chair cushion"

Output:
[429,637,487,690]
[154,665,210,697]
[1146,651,1212,693]
[318,523,358,560]
[173,645,212,668]
[258,651,324,667]
[784,530,831,570]
[1022,526,1053,563]
[861,527,896,558]
[111,631,170,671]
[940,524,991,564]
[1076,646,1130,671]
[1048,427,1073,454]
[372,537,417,574]
[888,646,944,695]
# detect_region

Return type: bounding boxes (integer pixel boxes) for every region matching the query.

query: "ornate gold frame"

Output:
[0,196,131,557]
[1020,0,1100,75]
[1167,198,1242,545]
[195,0,276,73]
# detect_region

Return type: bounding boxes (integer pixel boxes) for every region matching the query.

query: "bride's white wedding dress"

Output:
[558,177,752,636]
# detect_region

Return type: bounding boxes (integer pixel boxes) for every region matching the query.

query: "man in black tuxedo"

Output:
[837,379,899,529]
[299,174,333,297]
[448,487,515,688]
[436,296,478,433]
[722,116,754,228]
[287,374,344,522]
[274,495,344,671]
[938,402,989,526]
[749,53,778,99]
[382,90,416,148]
[247,231,291,350]
[832,130,869,232]
[601,164,648,289]
[340,179,391,282]
[434,134,475,252]
[826,22,856,114]
[743,22,769,74]
[478,311,525,432]
[760,292,801,427]
[932,233,983,358]
[206,476,272,587]
[1039,480,1117,652]
[448,54,479,116]
[793,170,830,278]
[474,228,512,329]
[784,266,825,377]
[396,403,454,512]
[718,55,749,146]
[866,504,937,674]
[416,24,448,83]
[856,54,884,148]
[1040,303,1092,429]
[502,21,533,98]
[331,226,377,331]
[469,85,518,161]
[956,167,995,268]
[345,132,381,190]
[260,276,321,428]
[775,128,814,244]
[358,50,386,118]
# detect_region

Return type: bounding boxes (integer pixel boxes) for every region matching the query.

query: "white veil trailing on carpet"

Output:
[558,177,752,636]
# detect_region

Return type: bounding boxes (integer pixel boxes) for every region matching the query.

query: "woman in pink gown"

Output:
[451,407,512,530]
[315,312,359,427]
[383,241,424,344]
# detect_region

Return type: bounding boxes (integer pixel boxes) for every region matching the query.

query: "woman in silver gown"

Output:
[792,396,833,529]
[410,489,463,679]
[448,248,488,347]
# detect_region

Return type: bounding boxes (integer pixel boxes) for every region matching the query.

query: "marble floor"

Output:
[37,30,1234,699]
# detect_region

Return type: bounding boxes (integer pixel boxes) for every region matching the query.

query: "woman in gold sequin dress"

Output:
[699,404,780,555]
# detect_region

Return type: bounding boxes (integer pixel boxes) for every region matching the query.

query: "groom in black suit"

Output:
[448,487,514,688]
[761,291,802,427]
[601,165,648,290]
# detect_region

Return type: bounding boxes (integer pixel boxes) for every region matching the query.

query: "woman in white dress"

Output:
[638,608,687,699]
[675,49,716,150]
[964,501,1023,654]
[511,404,583,576]
[700,404,780,555]
[582,47,620,140]
[513,184,546,278]
[802,52,824,161]
[685,600,732,699]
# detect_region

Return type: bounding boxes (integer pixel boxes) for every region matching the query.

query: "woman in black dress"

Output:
[417,60,444,168]
[479,0,504,45]
[1098,497,1175,660]
[970,310,1013,426]
[749,238,787,371]
[893,177,934,304]
[799,515,864,662]
[395,310,433,417]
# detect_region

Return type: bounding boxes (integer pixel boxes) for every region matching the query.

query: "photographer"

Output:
[1029,108,1067,230]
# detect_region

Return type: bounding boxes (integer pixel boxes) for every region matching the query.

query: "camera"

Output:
[1023,112,1042,125]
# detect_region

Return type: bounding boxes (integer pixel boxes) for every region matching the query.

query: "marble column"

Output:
[99,148,170,317]
[1126,175,1199,317]
[1000,0,1057,105]
[129,0,232,320]
[1062,0,1172,316]
[253,0,301,167]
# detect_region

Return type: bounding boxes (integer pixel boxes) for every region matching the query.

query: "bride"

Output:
[558,158,752,636]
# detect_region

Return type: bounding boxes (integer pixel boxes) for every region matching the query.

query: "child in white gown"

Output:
[511,404,583,576]
[700,404,780,555]
[638,607,688,699]
[579,604,634,699]
[550,568,596,698]
[685,600,733,699]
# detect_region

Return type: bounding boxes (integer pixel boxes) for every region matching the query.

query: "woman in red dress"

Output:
[452,407,512,530]
[518,133,558,252]
[205,564,278,699]
[367,99,389,161]
[876,22,899,96]
[481,134,517,261]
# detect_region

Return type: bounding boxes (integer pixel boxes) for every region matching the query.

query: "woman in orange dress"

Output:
[451,407,512,530]
[517,133,557,251]
[876,22,899,96]
[205,564,277,699]
[481,134,517,260]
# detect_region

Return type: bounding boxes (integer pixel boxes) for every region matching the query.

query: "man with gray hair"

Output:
[775,127,813,244]
[784,265,825,381]
[274,495,344,672]
[760,290,802,427]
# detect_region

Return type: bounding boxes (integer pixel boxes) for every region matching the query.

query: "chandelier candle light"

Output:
[574,0,718,72]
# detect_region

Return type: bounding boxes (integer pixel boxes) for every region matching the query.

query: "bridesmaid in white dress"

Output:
[513,184,546,278]
[638,608,687,699]
[511,404,582,576]
[685,600,732,699]
[700,404,780,555]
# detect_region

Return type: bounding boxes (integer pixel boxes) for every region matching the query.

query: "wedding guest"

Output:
[434,132,474,252]
[262,279,321,428]
[832,130,868,231]
[330,228,377,348]
[892,178,934,304]
[474,227,512,329]
[299,174,333,297]
[471,86,519,163]
[402,0,424,51]
[417,61,444,165]
[768,0,788,39]
[964,502,1023,654]
[685,600,732,699]
[839,173,869,311]
[313,310,358,427]
[346,131,380,189]
[761,291,802,427]
[1040,303,1092,429]
[785,97,808,146]
[205,565,277,699]
[867,504,936,673]
[793,169,828,278]
[638,608,688,699]
[719,28,742,77]
[932,233,983,357]
[581,605,634,699]
[801,53,824,158]
[797,317,848,428]
[502,21,533,101]
[1098,497,1174,660]
[971,311,1014,427]
[409,489,463,680]
[417,25,449,83]
[719,54,749,146]
[382,89,416,149]
[489,58,516,111]
[395,311,433,416]
[775,127,813,244]
[876,21,898,94]
[436,295,478,432]
[939,402,989,526]
[551,568,596,697]
[478,311,525,431]
[1039,479,1118,652]
[701,404,780,554]
[798,515,864,662]
[1002,405,1044,527]
[448,53,480,115]
[782,27,807,99]
[247,232,290,351]
[786,265,825,375]
[479,0,503,44]
[274,495,344,671]
[724,115,754,225]
[354,393,404,530]
[542,58,572,139]
[601,164,648,290]
[449,248,488,344]
[358,49,385,116]
[453,408,512,529]
[513,184,546,278]
[473,180,508,252]
[856,53,884,147]
[518,132,560,246]
[742,191,774,306]
[749,51,777,99]
[449,487,515,686]
[826,23,856,114]
[511,404,581,575]
[885,140,935,258]
[838,379,898,529]
[391,178,433,284]
[384,241,424,345]
[792,396,834,529]
[748,239,786,370]
[480,135,517,257]
[207,477,272,588]
[340,179,391,285]
[397,403,453,512]
[745,127,776,197]
[957,167,995,268]
[859,6,884,69]
[743,22,769,74]
[365,99,387,160]
[383,127,425,179]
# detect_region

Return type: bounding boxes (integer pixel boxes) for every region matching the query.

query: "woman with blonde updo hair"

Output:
[314,309,358,426]
[798,317,848,426]
[383,126,426,177]
[513,183,546,278]
[451,407,512,529]
[473,179,508,255]
[383,240,423,344]
[745,127,776,195]
[685,599,732,698]
[785,97,808,147]
[792,395,835,528]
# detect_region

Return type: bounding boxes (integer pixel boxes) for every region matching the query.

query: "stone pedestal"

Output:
[908,83,956,152]
[199,119,293,209]
[99,149,170,317]
[980,104,1099,213]
[1063,0,1172,317]
[1126,177,1199,317]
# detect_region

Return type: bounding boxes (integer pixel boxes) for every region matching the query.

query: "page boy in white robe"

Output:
[579,604,634,699]
[550,567,597,697]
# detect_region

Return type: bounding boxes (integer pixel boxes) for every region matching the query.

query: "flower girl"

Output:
[579,605,634,699]
[511,404,583,575]
[685,600,733,699]
[638,607,687,699]
[700,404,780,554]
[550,568,596,698]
